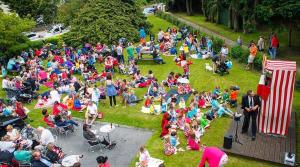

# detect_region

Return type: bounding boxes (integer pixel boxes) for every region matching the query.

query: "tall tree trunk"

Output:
[186,0,191,15]
[189,0,193,15]
[288,28,292,47]
[233,12,239,32]
[228,8,233,28]
[201,0,206,17]
[242,15,246,33]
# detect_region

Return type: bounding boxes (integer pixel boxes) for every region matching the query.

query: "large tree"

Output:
[63,0,150,47]
[256,0,300,47]
[0,12,35,56]
[2,0,59,24]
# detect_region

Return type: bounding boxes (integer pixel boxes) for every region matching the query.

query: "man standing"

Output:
[269,34,279,59]
[116,43,124,64]
[126,42,134,63]
[241,90,261,141]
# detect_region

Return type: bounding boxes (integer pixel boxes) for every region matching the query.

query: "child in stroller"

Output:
[215,59,232,76]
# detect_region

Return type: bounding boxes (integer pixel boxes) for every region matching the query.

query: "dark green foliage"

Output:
[211,36,224,53]
[2,0,59,24]
[62,0,150,47]
[230,45,243,59]
[230,45,263,70]
[0,12,35,57]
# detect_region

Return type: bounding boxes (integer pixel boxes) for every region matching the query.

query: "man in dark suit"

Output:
[241,90,261,141]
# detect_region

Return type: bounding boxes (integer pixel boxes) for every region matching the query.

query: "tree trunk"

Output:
[201,0,206,16]
[288,28,292,47]
[242,15,246,33]
[189,0,193,15]
[186,0,191,15]
[233,13,239,32]
[228,8,233,28]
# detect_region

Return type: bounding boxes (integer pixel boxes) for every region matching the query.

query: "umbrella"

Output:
[177,78,189,84]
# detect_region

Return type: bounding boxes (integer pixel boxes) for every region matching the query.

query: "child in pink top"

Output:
[187,133,199,150]
[199,146,228,167]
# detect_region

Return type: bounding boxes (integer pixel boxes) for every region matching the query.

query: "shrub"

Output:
[211,36,224,53]
[231,45,243,59]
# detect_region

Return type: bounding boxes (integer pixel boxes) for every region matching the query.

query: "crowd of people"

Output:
[0,24,266,167]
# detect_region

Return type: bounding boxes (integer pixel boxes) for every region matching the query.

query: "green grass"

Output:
[173,13,300,64]
[1,15,299,167]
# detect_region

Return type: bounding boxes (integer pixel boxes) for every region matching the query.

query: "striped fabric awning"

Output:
[265,60,297,71]
[258,60,297,136]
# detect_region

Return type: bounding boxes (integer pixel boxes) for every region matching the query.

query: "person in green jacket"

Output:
[126,42,135,63]
[14,144,32,163]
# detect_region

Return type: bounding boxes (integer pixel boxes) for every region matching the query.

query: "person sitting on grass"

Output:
[138,146,151,167]
[221,89,229,104]
[164,136,176,156]
[42,109,55,128]
[211,96,234,117]
[187,133,199,151]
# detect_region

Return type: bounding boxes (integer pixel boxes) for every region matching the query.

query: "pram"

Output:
[216,60,232,76]
[6,88,34,104]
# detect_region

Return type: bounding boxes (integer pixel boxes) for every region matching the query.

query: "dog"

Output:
[205,63,213,71]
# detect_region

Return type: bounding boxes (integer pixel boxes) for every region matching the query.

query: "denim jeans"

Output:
[269,47,277,59]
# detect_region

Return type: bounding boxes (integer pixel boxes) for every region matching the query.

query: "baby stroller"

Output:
[216,60,232,76]
[6,89,33,104]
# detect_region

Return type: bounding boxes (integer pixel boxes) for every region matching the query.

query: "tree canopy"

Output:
[0,12,35,56]
[2,0,59,24]
[63,0,150,47]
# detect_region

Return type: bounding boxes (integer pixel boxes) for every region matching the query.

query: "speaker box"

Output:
[223,134,233,149]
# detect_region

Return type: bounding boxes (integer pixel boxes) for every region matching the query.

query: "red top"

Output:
[271,36,279,48]
[52,103,68,116]
[43,116,55,127]
[99,162,110,167]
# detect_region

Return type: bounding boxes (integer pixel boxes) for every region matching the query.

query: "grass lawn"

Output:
[0,15,299,167]
[173,13,300,65]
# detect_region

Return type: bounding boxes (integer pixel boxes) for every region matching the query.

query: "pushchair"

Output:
[6,89,33,104]
[216,60,232,76]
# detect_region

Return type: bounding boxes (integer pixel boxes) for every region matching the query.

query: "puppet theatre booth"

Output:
[222,59,297,166]
[257,60,297,135]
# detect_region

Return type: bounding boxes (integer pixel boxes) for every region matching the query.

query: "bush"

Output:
[231,45,243,59]
[211,36,224,53]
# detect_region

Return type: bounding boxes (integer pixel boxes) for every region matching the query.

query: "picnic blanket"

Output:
[165,89,192,104]
[190,53,202,59]
[141,105,161,114]
[34,98,53,109]
[136,157,164,167]
[44,81,54,88]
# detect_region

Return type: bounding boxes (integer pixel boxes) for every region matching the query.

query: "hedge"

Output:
[6,36,62,57]
[230,45,263,70]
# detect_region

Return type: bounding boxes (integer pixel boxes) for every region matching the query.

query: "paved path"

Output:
[55,121,153,167]
[167,12,246,49]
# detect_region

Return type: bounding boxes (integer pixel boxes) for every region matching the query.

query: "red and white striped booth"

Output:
[257,60,297,136]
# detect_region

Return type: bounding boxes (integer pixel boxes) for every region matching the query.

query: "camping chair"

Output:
[56,125,73,137]
[84,138,103,152]
[17,161,31,167]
